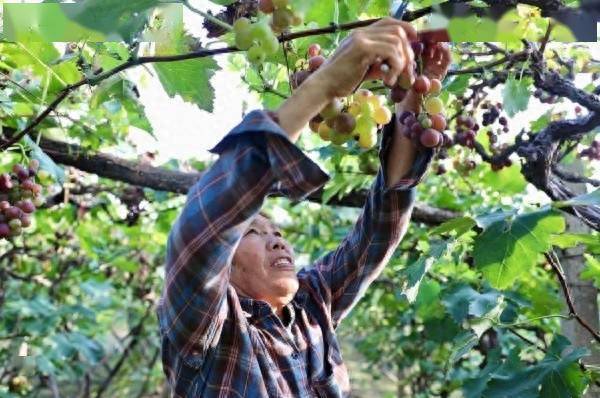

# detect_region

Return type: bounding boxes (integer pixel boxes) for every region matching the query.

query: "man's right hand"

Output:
[311,17,417,99]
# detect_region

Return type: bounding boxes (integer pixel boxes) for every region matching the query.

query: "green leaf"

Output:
[581,254,600,288]
[441,284,502,323]
[23,135,66,184]
[208,0,237,5]
[398,241,449,303]
[448,331,479,366]
[430,216,476,237]
[502,75,532,117]
[448,15,497,42]
[474,209,566,289]
[553,188,600,208]
[443,74,470,96]
[151,9,220,112]
[482,335,589,398]
[481,164,527,195]
[60,0,162,43]
[549,233,600,250]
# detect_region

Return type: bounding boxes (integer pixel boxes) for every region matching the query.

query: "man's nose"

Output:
[268,236,290,252]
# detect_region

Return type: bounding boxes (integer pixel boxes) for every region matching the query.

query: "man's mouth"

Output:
[271,256,295,270]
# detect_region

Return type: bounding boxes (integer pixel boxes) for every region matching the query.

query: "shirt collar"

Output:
[238,289,308,321]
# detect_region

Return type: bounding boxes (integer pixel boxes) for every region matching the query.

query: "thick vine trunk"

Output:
[559,160,599,397]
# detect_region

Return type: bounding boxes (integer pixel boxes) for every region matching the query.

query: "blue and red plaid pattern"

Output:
[157,110,432,397]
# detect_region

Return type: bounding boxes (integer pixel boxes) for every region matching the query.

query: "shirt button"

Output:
[292,352,299,359]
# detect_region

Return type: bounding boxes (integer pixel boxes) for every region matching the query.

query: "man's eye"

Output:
[274,231,282,237]
[246,228,258,236]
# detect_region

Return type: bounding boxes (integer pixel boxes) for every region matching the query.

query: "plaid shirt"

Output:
[157,110,432,397]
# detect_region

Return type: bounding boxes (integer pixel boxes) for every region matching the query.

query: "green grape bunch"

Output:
[233,0,303,65]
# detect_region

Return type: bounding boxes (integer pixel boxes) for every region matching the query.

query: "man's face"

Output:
[230,214,298,307]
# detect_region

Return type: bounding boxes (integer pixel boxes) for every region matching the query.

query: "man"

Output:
[158,17,451,397]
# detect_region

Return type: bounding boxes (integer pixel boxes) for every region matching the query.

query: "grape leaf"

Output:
[151,9,220,112]
[502,75,532,117]
[208,0,237,5]
[398,240,449,303]
[448,15,497,42]
[430,216,476,237]
[581,254,600,288]
[481,164,527,195]
[23,135,66,184]
[474,209,565,289]
[553,188,600,208]
[59,0,162,43]
[482,335,589,398]
[441,284,502,323]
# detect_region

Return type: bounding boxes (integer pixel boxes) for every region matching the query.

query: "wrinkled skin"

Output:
[231,214,297,316]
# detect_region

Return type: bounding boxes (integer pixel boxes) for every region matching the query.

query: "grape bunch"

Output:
[0,160,45,240]
[294,44,392,150]
[579,140,600,160]
[258,0,303,33]
[454,115,478,148]
[233,17,280,65]
[390,42,449,149]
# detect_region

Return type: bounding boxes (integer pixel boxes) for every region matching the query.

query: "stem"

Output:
[183,1,233,31]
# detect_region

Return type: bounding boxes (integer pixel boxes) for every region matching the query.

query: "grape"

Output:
[291,11,303,26]
[575,106,582,114]
[430,79,442,95]
[424,97,444,115]
[32,196,45,208]
[360,101,374,118]
[17,199,35,214]
[308,44,321,57]
[13,164,28,181]
[272,8,293,30]
[412,75,430,94]
[250,22,273,43]
[430,114,446,131]
[318,123,333,141]
[0,201,9,211]
[325,117,337,129]
[0,223,9,238]
[330,132,349,145]
[20,214,31,228]
[291,70,310,89]
[259,0,275,13]
[247,45,266,65]
[358,129,377,149]
[397,73,413,90]
[308,55,325,72]
[419,116,432,129]
[353,89,372,104]
[5,206,21,220]
[355,115,376,135]
[332,113,356,134]
[419,129,442,148]
[20,179,35,191]
[234,17,252,32]
[233,19,253,50]
[348,102,361,117]
[498,116,507,126]
[411,42,424,57]
[8,218,21,230]
[309,119,322,133]
[373,106,392,125]
[260,35,280,54]
[436,165,447,175]
[29,159,39,173]
[320,98,343,119]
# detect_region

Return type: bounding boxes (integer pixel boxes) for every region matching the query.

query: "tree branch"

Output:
[545,251,600,344]
[31,135,458,225]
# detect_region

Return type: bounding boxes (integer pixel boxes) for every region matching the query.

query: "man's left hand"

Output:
[422,42,452,81]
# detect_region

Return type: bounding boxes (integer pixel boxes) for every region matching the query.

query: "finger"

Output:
[364,40,405,86]
[370,18,417,41]
[365,61,385,80]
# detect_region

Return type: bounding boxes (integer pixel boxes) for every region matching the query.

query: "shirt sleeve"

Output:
[157,110,329,362]
[302,113,434,328]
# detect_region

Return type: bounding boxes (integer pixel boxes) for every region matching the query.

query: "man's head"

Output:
[230,212,298,312]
